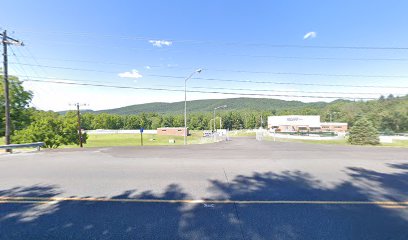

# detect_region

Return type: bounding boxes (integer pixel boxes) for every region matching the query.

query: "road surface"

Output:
[1,137,408,239]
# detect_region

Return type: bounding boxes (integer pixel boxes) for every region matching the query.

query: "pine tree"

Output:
[348,117,380,145]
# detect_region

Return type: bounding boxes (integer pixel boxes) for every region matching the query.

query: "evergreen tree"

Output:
[348,117,380,145]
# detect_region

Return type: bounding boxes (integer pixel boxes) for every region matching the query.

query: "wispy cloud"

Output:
[303,31,317,40]
[145,66,151,70]
[118,69,143,79]
[149,40,172,47]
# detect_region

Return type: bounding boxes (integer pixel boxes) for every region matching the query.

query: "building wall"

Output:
[276,125,320,132]
[268,115,321,129]
[157,128,188,136]
[320,123,348,132]
[268,115,348,133]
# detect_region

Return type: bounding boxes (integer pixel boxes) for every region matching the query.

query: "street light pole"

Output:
[184,69,202,145]
[213,105,227,132]
[328,112,339,122]
[213,108,216,132]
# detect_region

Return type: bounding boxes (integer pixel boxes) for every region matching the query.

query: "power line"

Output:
[8,46,31,78]
[157,84,384,95]
[17,30,408,50]
[9,74,387,95]
[10,62,116,74]
[21,78,378,100]
[9,71,408,90]
[228,54,408,61]
[206,69,408,79]
[148,74,408,89]
[10,54,408,66]
[10,62,408,81]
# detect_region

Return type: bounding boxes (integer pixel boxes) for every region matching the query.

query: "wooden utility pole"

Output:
[70,103,87,147]
[1,30,23,152]
[76,104,83,148]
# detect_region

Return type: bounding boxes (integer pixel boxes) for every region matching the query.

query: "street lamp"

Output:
[184,68,202,145]
[213,105,227,132]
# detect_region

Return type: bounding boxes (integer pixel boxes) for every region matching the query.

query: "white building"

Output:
[268,115,348,132]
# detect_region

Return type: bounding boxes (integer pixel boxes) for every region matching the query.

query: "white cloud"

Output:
[118,69,143,79]
[149,40,173,47]
[145,66,151,70]
[303,31,317,40]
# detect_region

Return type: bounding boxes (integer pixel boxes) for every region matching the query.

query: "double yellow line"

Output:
[1,196,408,207]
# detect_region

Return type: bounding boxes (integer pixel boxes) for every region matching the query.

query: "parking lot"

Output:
[1,137,408,239]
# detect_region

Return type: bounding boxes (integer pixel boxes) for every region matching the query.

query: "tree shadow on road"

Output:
[1,170,408,239]
[348,163,408,203]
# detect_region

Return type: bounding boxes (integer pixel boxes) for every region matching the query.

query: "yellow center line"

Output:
[0,200,50,204]
[1,196,408,206]
[380,205,408,209]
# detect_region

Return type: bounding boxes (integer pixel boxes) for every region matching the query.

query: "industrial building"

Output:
[268,115,348,133]
[320,122,348,132]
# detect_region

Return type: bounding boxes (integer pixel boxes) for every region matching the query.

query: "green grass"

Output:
[381,140,408,148]
[62,131,205,148]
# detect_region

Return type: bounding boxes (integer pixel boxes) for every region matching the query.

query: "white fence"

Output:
[85,129,157,135]
[379,135,408,143]
[256,129,267,141]
[268,132,344,141]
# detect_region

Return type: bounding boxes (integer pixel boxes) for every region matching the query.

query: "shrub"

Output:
[348,117,380,145]
[12,112,87,148]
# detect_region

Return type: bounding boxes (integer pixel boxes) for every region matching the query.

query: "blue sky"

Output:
[1,0,408,111]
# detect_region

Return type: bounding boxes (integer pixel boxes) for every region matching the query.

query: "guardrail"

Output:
[0,142,45,152]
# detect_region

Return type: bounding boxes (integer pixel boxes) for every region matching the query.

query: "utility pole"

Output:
[70,103,87,148]
[1,30,23,152]
[76,104,83,148]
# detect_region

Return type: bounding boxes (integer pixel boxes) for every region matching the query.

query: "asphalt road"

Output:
[1,137,408,239]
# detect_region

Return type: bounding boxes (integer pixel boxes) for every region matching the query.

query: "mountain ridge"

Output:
[59,98,332,115]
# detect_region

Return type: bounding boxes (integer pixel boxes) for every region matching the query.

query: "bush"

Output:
[348,117,380,145]
[12,112,87,148]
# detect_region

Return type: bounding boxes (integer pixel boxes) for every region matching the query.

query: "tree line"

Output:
[79,94,408,134]
[1,75,408,147]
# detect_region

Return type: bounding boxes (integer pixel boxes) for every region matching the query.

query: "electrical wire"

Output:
[17,30,408,50]
[21,78,379,100]
[8,74,389,95]
[7,62,408,89]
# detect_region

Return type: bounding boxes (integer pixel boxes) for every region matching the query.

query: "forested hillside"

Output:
[76,95,408,133]
[93,98,329,115]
